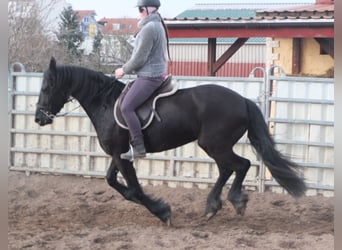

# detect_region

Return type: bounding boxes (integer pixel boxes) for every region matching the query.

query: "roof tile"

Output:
[167,2,334,22]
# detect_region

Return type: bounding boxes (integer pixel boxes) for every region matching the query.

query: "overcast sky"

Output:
[66,0,202,19]
[65,0,315,19]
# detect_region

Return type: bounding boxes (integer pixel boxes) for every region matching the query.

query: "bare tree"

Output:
[8,0,135,73]
[8,0,71,72]
[100,34,133,68]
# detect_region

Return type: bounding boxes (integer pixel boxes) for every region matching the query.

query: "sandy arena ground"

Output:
[8,171,334,250]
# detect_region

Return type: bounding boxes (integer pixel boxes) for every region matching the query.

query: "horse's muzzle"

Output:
[35,108,54,126]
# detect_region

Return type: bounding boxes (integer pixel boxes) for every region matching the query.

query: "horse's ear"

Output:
[49,57,56,72]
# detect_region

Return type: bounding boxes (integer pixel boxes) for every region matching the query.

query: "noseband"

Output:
[36,97,79,120]
[36,104,56,120]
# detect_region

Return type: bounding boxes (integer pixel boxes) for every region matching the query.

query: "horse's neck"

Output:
[66,67,123,126]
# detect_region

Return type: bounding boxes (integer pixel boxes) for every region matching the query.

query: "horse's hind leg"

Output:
[201,146,250,219]
[205,164,233,219]
[227,154,251,216]
[198,142,236,219]
[106,157,171,224]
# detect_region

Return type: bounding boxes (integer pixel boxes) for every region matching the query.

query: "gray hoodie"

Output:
[122,12,167,77]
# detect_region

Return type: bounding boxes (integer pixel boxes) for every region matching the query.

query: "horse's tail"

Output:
[245,99,306,197]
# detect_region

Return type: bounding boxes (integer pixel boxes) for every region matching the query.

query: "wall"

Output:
[272,38,334,76]
[300,38,334,76]
[168,43,266,77]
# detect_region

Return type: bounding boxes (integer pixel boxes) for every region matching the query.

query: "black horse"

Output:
[35,57,306,225]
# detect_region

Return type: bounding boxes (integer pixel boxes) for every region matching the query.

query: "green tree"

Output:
[93,32,103,55]
[83,32,104,71]
[57,6,84,60]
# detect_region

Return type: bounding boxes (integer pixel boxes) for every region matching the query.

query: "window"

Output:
[112,23,121,30]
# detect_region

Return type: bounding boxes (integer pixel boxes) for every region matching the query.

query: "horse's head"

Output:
[35,57,70,126]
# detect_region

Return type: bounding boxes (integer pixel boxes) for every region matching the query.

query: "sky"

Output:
[65,0,315,19]
[66,0,202,19]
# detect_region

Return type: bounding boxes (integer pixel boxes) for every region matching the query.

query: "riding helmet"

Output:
[136,0,161,7]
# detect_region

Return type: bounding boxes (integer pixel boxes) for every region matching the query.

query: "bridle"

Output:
[36,97,80,120]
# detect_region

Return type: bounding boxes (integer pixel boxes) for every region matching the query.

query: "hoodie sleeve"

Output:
[122,23,155,74]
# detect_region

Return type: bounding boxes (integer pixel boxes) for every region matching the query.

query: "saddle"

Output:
[114,75,178,130]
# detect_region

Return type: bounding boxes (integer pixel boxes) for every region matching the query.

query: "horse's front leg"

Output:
[106,156,171,225]
[105,158,129,198]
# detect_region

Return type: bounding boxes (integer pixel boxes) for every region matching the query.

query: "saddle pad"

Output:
[114,75,178,130]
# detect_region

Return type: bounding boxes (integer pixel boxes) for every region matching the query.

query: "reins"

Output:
[55,99,80,117]
[37,97,80,120]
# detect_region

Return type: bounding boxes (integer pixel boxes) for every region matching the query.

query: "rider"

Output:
[115,0,170,160]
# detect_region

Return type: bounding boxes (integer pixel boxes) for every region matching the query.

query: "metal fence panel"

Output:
[8,65,334,196]
[266,68,334,196]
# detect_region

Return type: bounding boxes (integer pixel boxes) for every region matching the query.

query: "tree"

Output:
[84,32,103,71]
[8,1,133,73]
[100,34,133,67]
[8,0,68,72]
[57,6,84,61]
[93,32,103,56]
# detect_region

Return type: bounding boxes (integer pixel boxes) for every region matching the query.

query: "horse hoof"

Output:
[205,212,216,221]
[229,192,249,216]
[236,206,246,216]
[165,217,172,227]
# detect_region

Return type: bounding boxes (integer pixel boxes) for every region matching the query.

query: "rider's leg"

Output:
[120,76,164,160]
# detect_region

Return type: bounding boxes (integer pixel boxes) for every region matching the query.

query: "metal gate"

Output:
[8,64,334,196]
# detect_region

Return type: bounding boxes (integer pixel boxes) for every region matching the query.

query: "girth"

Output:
[114,75,178,130]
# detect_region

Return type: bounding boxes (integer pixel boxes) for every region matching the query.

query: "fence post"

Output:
[249,66,268,193]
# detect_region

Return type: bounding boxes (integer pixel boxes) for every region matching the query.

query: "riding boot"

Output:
[120,136,146,161]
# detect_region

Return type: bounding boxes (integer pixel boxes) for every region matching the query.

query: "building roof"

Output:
[169,2,334,22]
[175,2,316,19]
[176,8,256,19]
[165,2,334,38]
[98,18,139,35]
[73,10,96,22]
[256,3,334,18]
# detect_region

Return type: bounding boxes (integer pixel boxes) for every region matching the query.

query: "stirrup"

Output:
[120,144,146,162]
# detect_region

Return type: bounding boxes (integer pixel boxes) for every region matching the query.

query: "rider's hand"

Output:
[115,68,125,79]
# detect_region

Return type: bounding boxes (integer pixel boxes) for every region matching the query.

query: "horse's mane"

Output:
[57,65,125,108]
